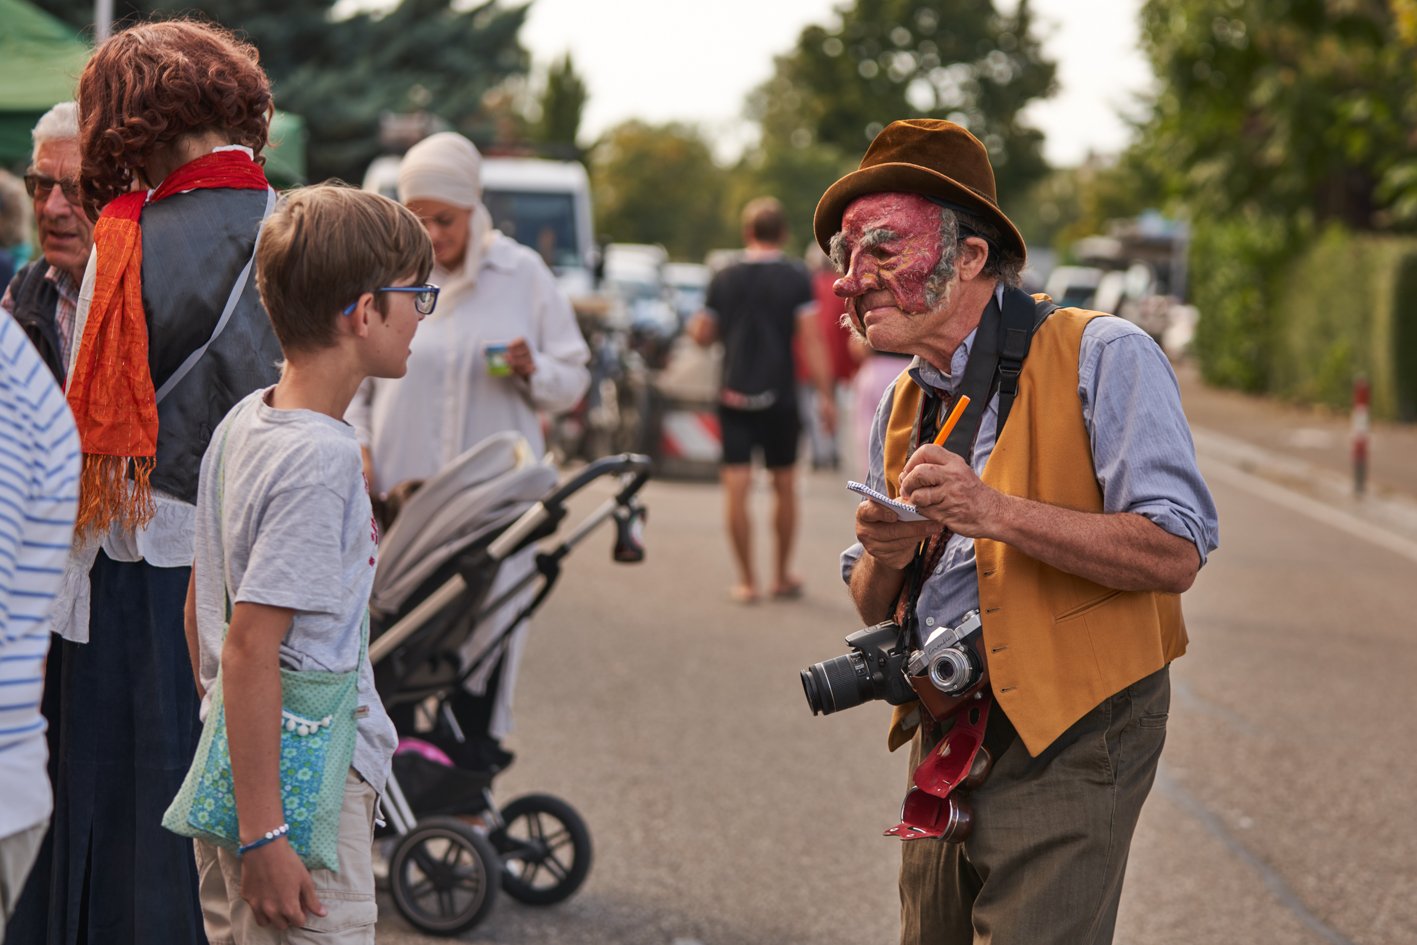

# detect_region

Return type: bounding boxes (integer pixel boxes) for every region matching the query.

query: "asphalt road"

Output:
[377,449,1417,944]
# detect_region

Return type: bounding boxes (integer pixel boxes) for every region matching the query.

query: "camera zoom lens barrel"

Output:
[801,652,874,716]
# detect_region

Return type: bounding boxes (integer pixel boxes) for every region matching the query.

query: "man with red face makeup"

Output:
[821,120,1219,945]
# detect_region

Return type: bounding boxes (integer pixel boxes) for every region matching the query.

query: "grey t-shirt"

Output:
[193,387,396,794]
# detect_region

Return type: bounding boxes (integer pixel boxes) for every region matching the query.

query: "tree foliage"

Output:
[532,52,588,162]
[1135,0,1417,230]
[589,121,734,260]
[1039,149,1171,254]
[745,0,1058,245]
[725,144,859,256]
[30,0,532,182]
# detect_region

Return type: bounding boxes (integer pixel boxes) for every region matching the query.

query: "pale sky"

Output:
[521,0,1154,167]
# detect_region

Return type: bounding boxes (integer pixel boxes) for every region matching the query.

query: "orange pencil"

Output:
[907,393,973,551]
[931,394,971,447]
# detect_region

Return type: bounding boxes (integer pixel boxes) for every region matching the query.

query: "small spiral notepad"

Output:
[847,481,927,522]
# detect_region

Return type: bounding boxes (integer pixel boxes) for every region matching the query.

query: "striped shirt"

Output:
[0,311,79,835]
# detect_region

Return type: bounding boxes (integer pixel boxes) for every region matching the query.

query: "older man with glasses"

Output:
[0,100,92,945]
[1,102,93,384]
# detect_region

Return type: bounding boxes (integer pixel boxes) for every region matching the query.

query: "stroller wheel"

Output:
[389,816,500,935]
[492,793,593,905]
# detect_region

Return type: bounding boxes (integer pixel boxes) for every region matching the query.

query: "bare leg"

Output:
[769,465,802,596]
[721,464,757,601]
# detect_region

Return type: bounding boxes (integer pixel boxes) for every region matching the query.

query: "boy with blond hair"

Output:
[183,184,436,942]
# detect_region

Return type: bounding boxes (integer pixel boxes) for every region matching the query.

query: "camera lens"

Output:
[800,651,875,715]
[928,647,980,696]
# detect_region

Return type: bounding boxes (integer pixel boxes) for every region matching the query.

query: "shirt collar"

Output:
[906,285,1004,397]
[45,265,79,302]
[211,144,255,158]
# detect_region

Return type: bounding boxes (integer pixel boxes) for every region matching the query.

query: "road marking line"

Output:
[1202,460,1417,565]
[1157,771,1358,945]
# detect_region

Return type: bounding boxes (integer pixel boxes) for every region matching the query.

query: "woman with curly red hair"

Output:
[22,19,285,945]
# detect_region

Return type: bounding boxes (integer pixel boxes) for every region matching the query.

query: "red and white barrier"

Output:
[1353,374,1370,497]
[659,407,721,463]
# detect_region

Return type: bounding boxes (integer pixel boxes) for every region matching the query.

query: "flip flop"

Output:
[771,580,804,600]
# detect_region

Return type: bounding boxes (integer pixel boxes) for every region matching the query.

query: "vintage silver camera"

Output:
[907,609,984,696]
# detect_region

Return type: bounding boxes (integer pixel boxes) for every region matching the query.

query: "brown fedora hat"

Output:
[814,119,1026,263]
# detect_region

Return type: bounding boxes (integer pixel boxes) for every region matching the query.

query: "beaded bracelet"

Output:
[237,822,290,857]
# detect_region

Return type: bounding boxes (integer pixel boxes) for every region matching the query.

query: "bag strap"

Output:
[155,187,278,404]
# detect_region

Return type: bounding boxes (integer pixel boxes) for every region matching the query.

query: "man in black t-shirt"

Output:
[688,196,835,603]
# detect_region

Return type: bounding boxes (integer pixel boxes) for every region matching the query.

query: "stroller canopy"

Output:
[372,432,559,617]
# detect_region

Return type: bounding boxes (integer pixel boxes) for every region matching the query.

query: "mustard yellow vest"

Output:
[883,307,1186,756]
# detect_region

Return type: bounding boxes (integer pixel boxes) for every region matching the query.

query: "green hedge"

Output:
[1191,217,1417,421]
[1270,227,1417,421]
[1190,215,1301,393]
[1391,252,1417,421]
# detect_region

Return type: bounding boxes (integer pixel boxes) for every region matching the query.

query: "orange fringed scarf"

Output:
[66,150,269,537]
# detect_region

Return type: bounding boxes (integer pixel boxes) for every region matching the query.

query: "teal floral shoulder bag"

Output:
[162,402,364,872]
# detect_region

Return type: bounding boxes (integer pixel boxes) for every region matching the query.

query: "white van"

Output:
[362,154,597,302]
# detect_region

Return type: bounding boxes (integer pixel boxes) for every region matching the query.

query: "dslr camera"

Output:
[800,621,916,716]
[801,611,987,718]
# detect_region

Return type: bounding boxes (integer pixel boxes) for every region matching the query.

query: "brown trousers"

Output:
[899,666,1170,945]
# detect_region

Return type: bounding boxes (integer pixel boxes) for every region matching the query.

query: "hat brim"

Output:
[814,162,1026,264]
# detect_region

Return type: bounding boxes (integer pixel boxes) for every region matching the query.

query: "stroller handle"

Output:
[486,453,651,562]
[543,453,652,512]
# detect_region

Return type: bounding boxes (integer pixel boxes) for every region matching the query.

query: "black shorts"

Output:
[718,399,801,468]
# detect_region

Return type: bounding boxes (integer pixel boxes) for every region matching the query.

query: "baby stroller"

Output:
[368,432,651,935]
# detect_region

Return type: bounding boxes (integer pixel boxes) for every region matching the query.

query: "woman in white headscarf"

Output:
[348,132,590,768]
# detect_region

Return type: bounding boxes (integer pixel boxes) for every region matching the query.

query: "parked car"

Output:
[663,261,711,327]
[601,244,675,336]
[1043,265,1104,309]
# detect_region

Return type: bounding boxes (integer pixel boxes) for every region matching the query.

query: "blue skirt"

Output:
[42,552,206,945]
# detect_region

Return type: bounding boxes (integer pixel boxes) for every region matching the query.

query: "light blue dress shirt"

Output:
[840,313,1221,644]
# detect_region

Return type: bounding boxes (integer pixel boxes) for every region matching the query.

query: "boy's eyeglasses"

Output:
[24,172,82,205]
[342,283,440,318]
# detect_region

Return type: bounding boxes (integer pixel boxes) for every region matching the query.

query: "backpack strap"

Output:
[940,287,1054,457]
[995,287,1057,435]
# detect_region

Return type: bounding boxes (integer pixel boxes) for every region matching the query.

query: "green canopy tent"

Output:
[0,0,307,185]
[265,112,306,187]
[0,0,91,168]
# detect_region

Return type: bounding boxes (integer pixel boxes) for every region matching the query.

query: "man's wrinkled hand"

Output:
[240,840,326,931]
[900,445,1005,538]
[856,498,937,570]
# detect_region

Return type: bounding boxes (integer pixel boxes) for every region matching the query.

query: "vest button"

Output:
[925,617,935,627]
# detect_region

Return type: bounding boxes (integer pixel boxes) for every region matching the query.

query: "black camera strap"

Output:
[895,287,1057,641]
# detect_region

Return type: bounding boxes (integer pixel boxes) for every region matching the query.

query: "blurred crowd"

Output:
[0,14,888,945]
